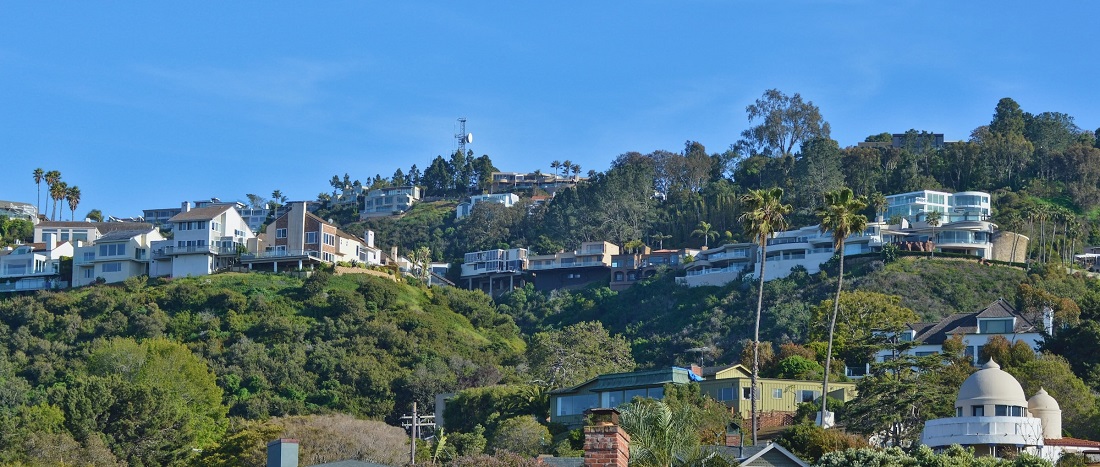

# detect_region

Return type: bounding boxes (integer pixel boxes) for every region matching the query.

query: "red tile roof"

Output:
[1045,437,1100,447]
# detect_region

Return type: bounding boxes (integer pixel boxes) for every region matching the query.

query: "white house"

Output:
[150,205,255,278]
[72,228,165,287]
[922,360,1100,461]
[360,186,421,219]
[34,220,153,246]
[455,193,520,219]
[0,241,73,292]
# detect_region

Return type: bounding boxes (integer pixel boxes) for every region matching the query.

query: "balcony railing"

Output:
[158,244,240,256]
[241,249,323,261]
[527,260,608,270]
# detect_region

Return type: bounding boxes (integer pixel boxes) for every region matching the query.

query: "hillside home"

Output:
[72,228,165,287]
[242,202,378,272]
[490,171,586,195]
[150,205,255,278]
[360,186,421,219]
[922,360,1100,461]
[854,299,1048,377]
[610,247,699,291]
[144,199,289,233]
[460,248,528,295]
[34,220,153,246]
[549,364,856,430]
[455,193,520,219]
[0,241,73,292]
[0,200,38,224]
[528,241,619,291]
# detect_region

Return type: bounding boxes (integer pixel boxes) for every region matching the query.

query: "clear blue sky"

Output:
[2,1,1098,219]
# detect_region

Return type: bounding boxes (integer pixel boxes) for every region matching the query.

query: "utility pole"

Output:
[400,402,435,466]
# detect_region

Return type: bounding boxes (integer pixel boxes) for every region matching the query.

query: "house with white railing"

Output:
[460,248,528,295]
[0,241,73,293]
[72,228,165,287]
[150,205,255,278]
[240,202,379,272]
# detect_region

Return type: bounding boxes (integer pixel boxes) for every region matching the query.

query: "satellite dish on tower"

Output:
[465,133,473,144]
[456,118,472,154]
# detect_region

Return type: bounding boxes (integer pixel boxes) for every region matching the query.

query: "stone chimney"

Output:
[266,438,299,467]
[583,408,629,467]
[690,364,703,378]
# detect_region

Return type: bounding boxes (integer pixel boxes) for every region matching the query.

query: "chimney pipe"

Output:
[181,201,191,213]
[266,438,299,467]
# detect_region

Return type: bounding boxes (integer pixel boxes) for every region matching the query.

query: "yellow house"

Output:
[698,364,857,420]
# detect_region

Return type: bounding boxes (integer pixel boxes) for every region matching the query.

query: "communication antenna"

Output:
[455,117,473,155]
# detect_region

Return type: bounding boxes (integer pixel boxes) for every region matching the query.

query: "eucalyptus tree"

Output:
[738,187,791,444]
[814,187,867,427]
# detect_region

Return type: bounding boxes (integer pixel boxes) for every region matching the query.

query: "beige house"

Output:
[242,202,377,272]
[72,228,165,287]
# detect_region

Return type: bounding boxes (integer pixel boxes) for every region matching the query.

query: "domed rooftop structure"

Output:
[956,360,1027,409]
[1028,388,1059,411]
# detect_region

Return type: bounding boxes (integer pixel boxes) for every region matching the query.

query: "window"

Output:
[556,394,598,416]
[276,228,288,239]
[275,245,286,254]
[979,318,1013,334]
[613,272,624,282]
[323,252,334,262]
[742,387,759,400]
[718,388,734,401]
[306,232,318,244]
[799,390,820,403]
[995,405,1024,416]
[83,268,93,278]
[98,244,126,256]
[956,407,962,417]
[973,406,985,416]
[323,233,335,246]
[772,388,784,399]
[101,263,122,273]
[211,221,220,231]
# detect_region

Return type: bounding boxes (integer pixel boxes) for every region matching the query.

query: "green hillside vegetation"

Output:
[0,272,525,465]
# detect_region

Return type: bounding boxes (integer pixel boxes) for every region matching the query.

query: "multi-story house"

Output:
[455,193,520,219]
[609,247,699,291]
[150,205,255,278]
[0,241,73,292]
[678,242,758,287]
[34,220,153,246]
[241,202,378,272]
[0,200,38,224]
[490,171,586,195]
[852,299,1048,377]
[72,228,165,287]
[528,241,619,291]
[144,199,289,233]
[360,186,421,219]
[460,248,528,295]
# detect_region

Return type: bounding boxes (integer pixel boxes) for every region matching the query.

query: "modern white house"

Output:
[455,193,520,219]
[241,202,379,272]
[150,205,255,278]
[72,228,165,287]
[922,360,1100,461]
[0,241,73,292]
[0,200,38,224]
[460,248,528,295]
[360,186,422,219]
[34,220,154,246]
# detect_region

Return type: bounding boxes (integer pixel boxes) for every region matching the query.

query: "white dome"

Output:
[1028,387,1060,411]
[956,360,1027,408]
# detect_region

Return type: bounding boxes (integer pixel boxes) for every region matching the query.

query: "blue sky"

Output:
[2,1,1098,219]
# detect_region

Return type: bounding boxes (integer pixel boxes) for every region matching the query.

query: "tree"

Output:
[818,445,1051,467]
[246,193,267,210]
[814,187,868,427]
[270,189,287,211]
[990,97,1026,136]
[44,170,60,220]
[65,185,81,221]
[49,181,67,221]
[808,291,918,364]
[738,187,792,444]
[490,415,549,457]
[926,210,942,258]
[691,221,718,248]
[869,192,886,222]
[85,209,103,223]
[526,321,634,389]
[736,89,831,158]
[32,168,44,218]
[618,398,736,467]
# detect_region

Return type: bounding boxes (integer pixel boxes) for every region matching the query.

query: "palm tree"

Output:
[870,192,886,222]
[85,209,103,223]
[1000,212,1023,264]
[814,187,867,428]
[738,187,791,445]
[44,170,61,220]
[66,185,81,221]
[49,181,67,221]
[618,399,725,467]
[32,168,44,217]
[561,159,573,178]
[271,189,285,212]
[691,221,718,248]
[550,160,561,178]
[650,232,672,250]
[925,210,942,259]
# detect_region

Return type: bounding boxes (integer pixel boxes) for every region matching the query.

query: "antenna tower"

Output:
[455,117,472,155]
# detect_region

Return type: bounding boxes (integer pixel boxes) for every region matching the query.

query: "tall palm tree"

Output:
[32,168,44,217]
[870,192,886,222]
[814,187,867,428]
[925,210,942,259]
[66,186,81,221]
[691,221,718,248]
[738,187,791,445]
[561,159,573,178]
[44,170,61,220]
[49,181,67,221]
[650,232,672,250]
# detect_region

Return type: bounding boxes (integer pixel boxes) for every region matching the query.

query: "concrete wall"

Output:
[991,231,1029,263]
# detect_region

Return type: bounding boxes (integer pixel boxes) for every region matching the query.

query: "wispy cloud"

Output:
[135,58,359,107]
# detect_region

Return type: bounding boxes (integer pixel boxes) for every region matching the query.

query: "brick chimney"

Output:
[266,438,299,467]
[583,408,629,467]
